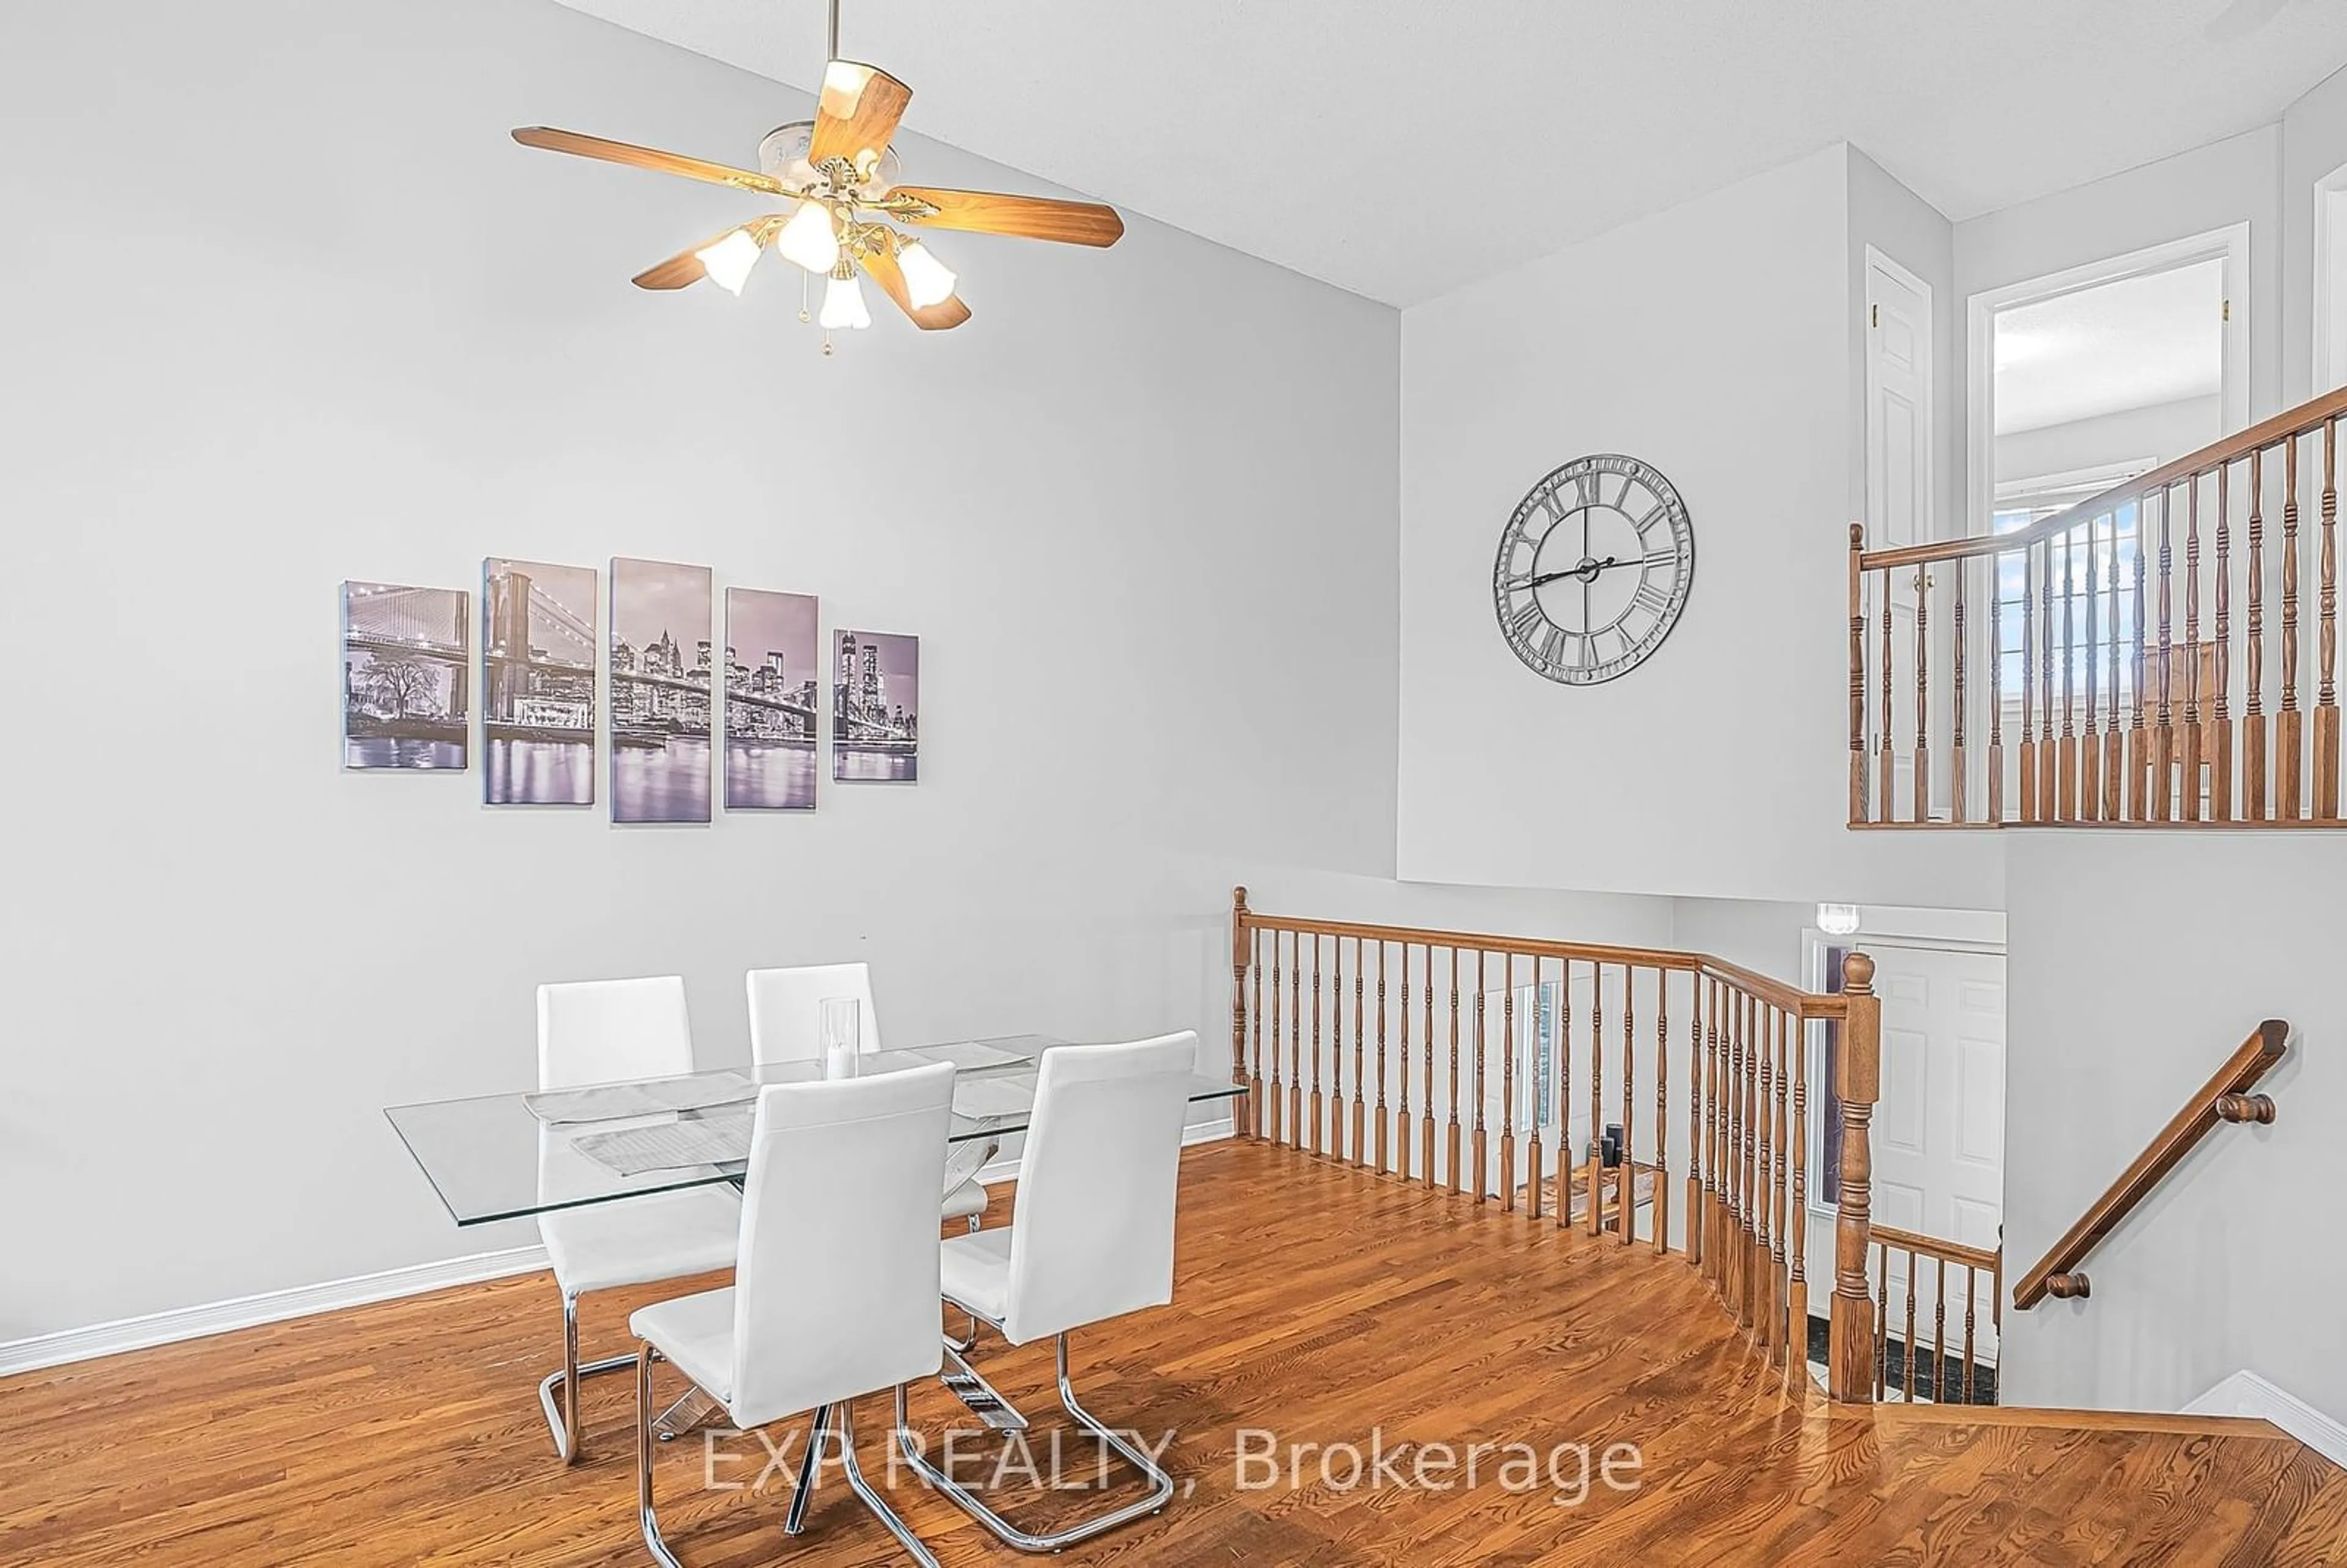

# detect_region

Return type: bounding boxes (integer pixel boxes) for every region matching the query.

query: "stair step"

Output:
[1874,1402,2292,1440]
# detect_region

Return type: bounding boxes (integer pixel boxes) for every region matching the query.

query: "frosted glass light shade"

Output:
[820,271,871,330]
[777,202,841,274]
[695,229,762,295]
[895,238,957,309]
[1816,903,1862,937]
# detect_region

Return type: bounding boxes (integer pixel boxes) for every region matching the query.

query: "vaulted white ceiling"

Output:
[552,0,2347,307]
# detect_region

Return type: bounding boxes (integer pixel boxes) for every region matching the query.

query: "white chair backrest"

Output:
[728,1062,956,1429]
[537,975,695,1091]
[745,962,882,1066]
[1001,1032,1197,1346]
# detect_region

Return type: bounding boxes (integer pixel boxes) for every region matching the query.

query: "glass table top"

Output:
[386,1035,1244,1227]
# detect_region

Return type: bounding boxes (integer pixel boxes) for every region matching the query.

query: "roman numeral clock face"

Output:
[1493,454,1694,685]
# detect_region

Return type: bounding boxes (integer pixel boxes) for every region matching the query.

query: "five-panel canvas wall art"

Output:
[339,561,919,818]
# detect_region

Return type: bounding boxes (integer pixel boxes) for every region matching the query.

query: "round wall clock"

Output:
[1492,453,1694,685]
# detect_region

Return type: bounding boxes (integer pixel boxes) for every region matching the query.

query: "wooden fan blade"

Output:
[510,127,790,196]
[859,245,971,331]
[809,60,913,177]
[891,186,1124,247]
[631,221,773,290]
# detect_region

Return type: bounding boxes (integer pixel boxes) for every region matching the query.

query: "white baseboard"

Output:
[2186,1370,2347,1468]
[1,1118,1241,1380]
[0,1245,551,1379]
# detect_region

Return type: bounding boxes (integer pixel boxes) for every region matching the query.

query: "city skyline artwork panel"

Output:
[609,558,714,824]
[834,629,919,784]
[724,587,820,811]
[342,581,470,771]
[482,557,597,806]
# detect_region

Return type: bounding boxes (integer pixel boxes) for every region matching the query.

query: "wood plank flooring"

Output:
[3,1139,2341,1566]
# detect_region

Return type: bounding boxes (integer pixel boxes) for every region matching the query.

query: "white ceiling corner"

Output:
[549,0,2347,309]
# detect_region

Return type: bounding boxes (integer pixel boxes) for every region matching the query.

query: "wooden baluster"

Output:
[2130,507,2148,819]
[1449,948,1464,1196]
[2040,538,2059,817]
[1557,961,1575,1229]
[2155,486,2175,821]
[1698,978,1717,1276]
[1903,1251,1920,1401]
[1881,568,1897,819]
[1502,954,1517,1211]
[1711,978,1728,1280]
[1291,934,1306,1149]
[1828,953,1881,1404]
[2282,433,2305,819]
[1587,964,1606,1236]
[1738,989,1757,1327]
[1914,568,1933,821]
[2109,507,2128,820]
[1790,1004,1810,1368]
[1229,891,1250,1137]
[2321,417,2342,819]
[2247,448,2269,820]
[1375,941,1390,1175]
[1655,968,1670,1257]
[1422,945,1437,1190]
[1620,964,1636,1244]
[1933,1260,1950,1404]
[2019,546,2038,821]
[1952,559,1969,821]
[1309,934,1324,1157]
[1753,999,1775,1342]
[1268,932,1284,1143]
[1765,1005,1783,1361]
[1247,922,1265,1138]
[1686,976,1705,1269]
[2184,476,2206,820]
[1991,1256,2004,1399]
[1989,552,2005,821]
[1721,987,1739,1303]
[2214,463,2235,820]
[1472,950,1488,1203]
[1849,526,1870,822]
[2081,513,2101,821]
[2059,528,2078,821]
[1875,1248,1890,1402]
[1962,1262,1979,1404]
[1528,957,1545,1220]
[1353,939,1368,1168]
[1395,942,1411,1179]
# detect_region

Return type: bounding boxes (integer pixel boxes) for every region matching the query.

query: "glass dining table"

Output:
[385,1035,1244,1229]
[386,1035,1243,1440]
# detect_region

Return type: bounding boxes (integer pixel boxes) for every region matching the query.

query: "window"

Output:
[1989,467,2148,704]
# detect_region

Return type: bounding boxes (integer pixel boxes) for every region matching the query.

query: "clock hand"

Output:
[1524,555,1621,590]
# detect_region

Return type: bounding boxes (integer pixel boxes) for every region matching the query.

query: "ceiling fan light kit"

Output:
[510,0,1123,353]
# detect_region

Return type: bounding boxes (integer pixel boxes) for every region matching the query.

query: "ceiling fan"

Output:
[511,0,1124,348]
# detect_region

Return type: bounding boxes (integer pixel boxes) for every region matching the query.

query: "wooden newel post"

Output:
[1231,887,1254,1140]
[1827,950,1879,1403]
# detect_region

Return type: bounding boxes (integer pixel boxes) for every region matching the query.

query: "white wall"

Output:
[0,0,1458,1343]
[1995,395,2223,488]
[1397,145,2001,910]
[2002,833,2347,1423]
[2282,63,2347,402]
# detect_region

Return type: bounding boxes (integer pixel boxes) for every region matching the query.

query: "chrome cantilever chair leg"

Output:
[636,1341,687,1568]
[538,1291,640,1462]
[784,1404,830,1536]
[836,1393,941,1568]
[895,1331,1175,1553]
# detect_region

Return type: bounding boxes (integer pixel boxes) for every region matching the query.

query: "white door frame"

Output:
[1865,244,1937,549]
[1964,222,2250,541]
[2312,160,2347,395]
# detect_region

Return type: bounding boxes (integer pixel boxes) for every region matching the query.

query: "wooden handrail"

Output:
[1870,1223,2001,1275]
[1233,905,1846,1019]
[2012,1020,2291,1310]
[1862,384,2347,571]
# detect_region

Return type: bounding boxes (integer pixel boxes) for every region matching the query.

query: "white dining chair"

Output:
[535,976,742,1464]
[746,962,989,1231]
[631,1062,958,1568]
[895,1030,1199,1552]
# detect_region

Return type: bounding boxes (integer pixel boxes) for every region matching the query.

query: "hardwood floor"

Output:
[4,1140,2341,1566]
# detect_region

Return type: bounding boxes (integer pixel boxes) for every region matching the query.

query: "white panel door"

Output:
[1866,249,1937,818]
[1807,942,2005,1363]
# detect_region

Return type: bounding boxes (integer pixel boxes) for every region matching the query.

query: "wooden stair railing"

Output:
[1867,1225,2002,1405]
[1849,385,2347,827]
[2012,1019,2291,1310]
[1227,889,1888,1403]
